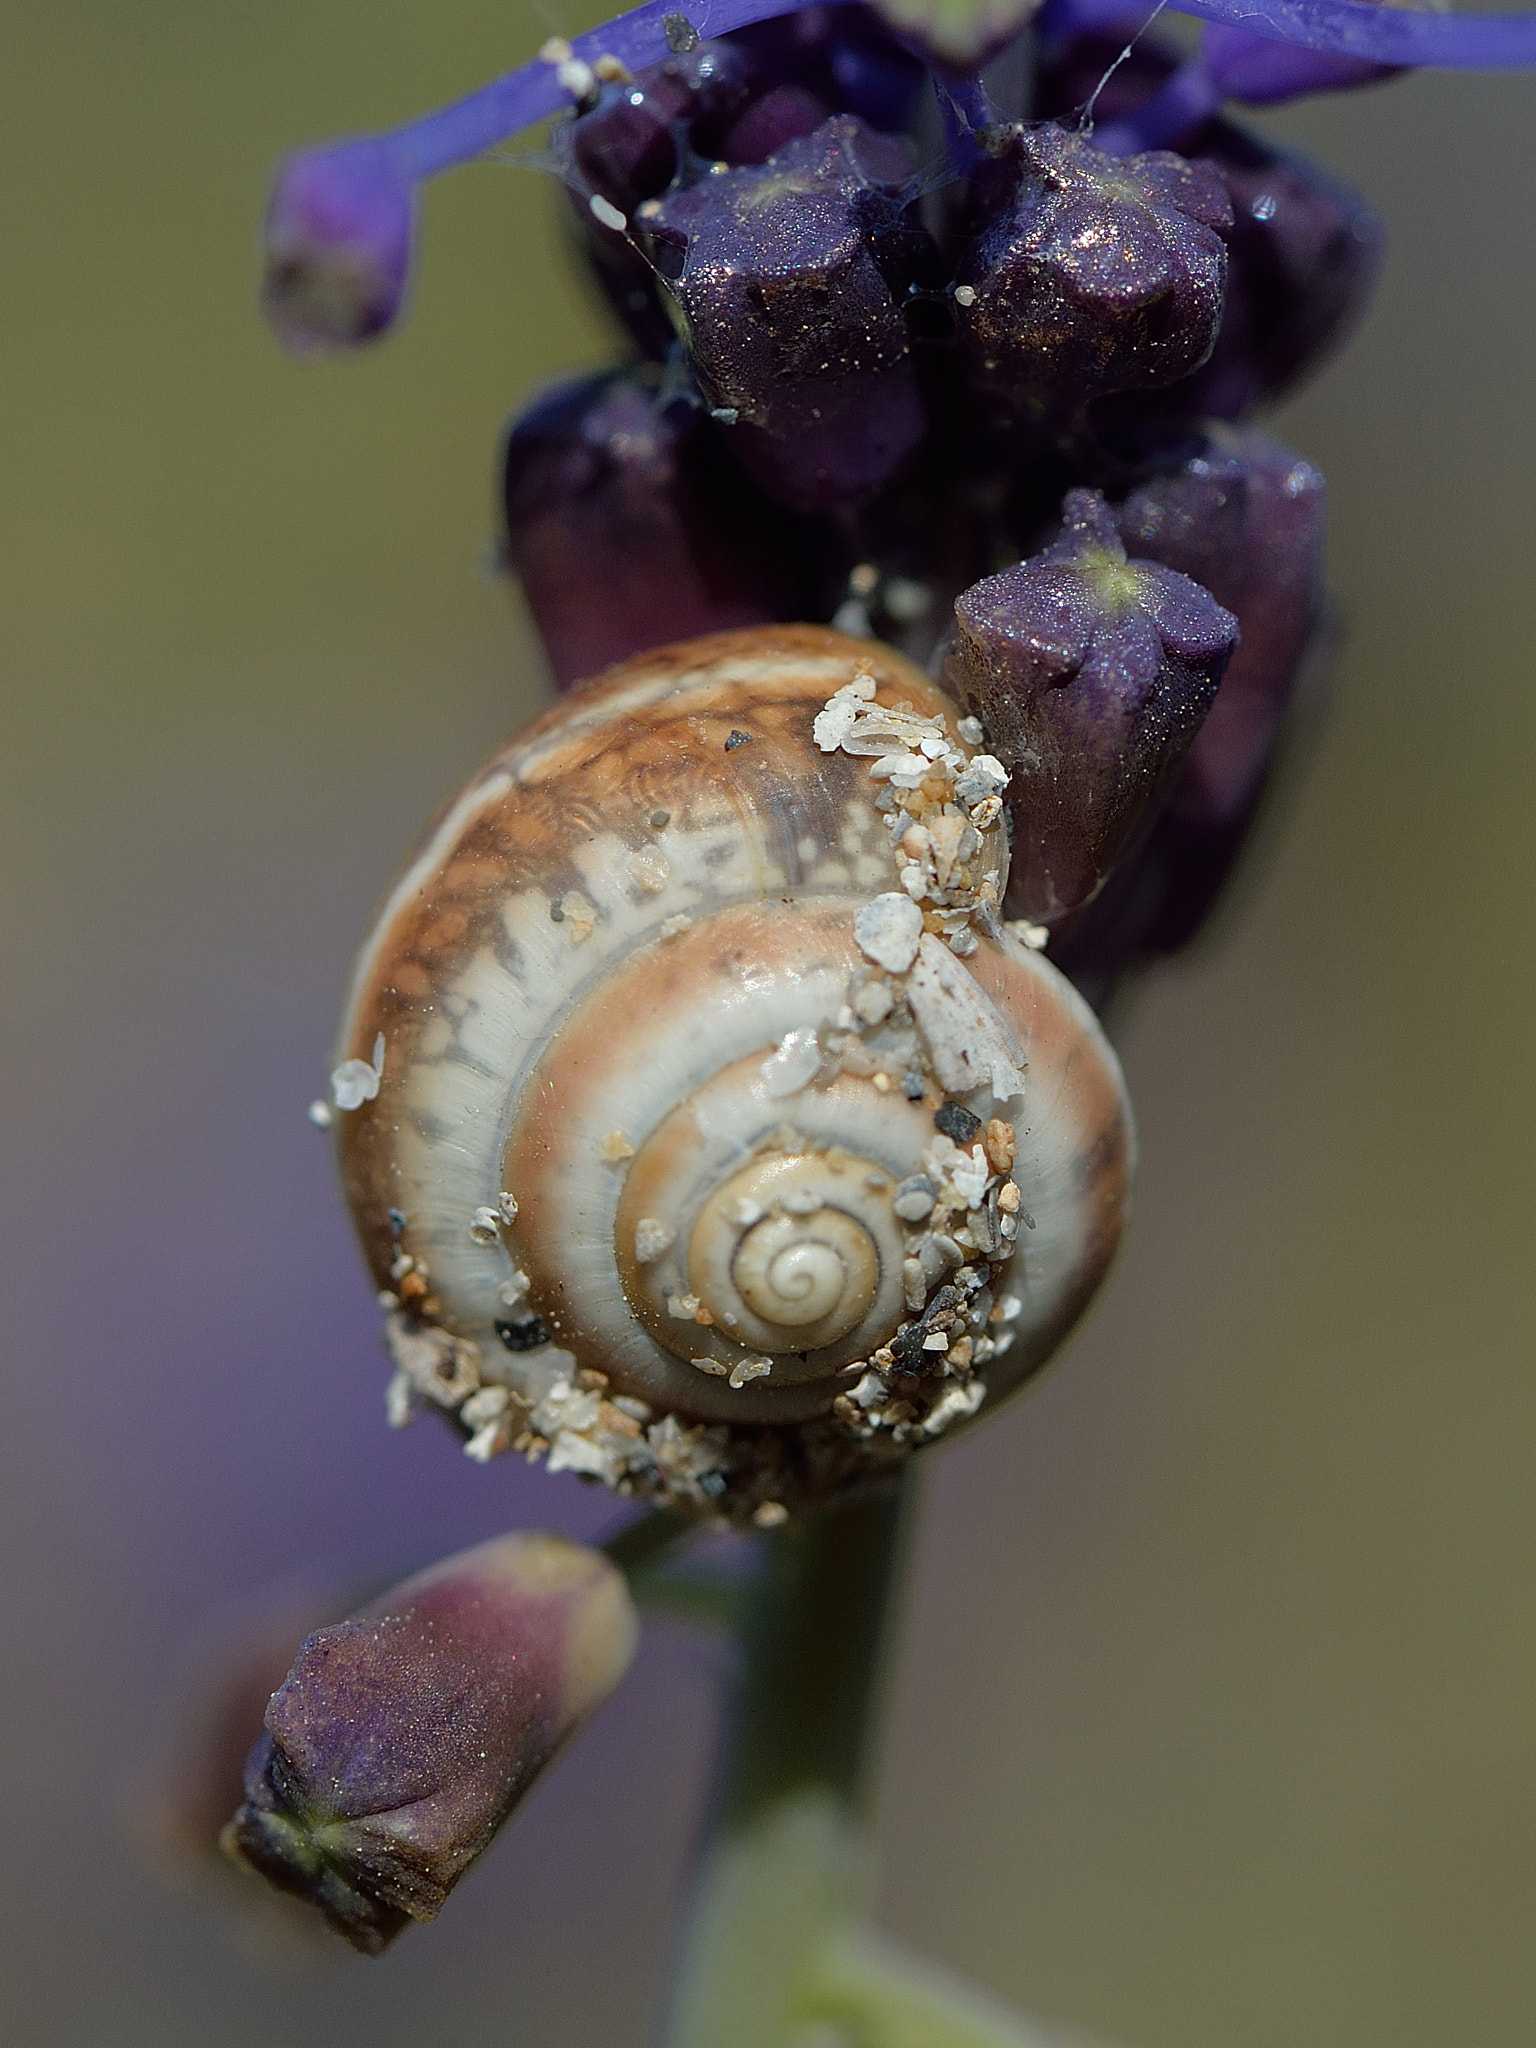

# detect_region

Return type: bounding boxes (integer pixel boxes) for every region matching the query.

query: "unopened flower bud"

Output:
[136,1582,362,1951]
[957,123,1231,414]
[263,142,415,355]
[945,487,1238,924]
[642,115,926,512]
[1182,123,1384,421]
[502,371,815,685]
[222,1531,638,1953]
[1050,429,1326,999]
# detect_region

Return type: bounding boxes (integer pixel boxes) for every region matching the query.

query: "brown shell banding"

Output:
[333,626,1135,1516]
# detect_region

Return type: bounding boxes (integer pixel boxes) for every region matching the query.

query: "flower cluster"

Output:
[260,0,1524,998]
[482,0,1368,994]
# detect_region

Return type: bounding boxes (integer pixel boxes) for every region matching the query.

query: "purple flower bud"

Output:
[1203,24,1402,106]
[263,143,415,356]
[944,486,1239,924]
[222,1532,638,1953]
[136,1583,361,1947]
[957,125,1232,416]
[571,45,752,214]
[719,77,833,160]
[503,372,817,685]
[563,43,756,360]
[1050,430,1327,998]
[642,115,926,512]
[1118,430,1325,827]
[1179,123,1384,420]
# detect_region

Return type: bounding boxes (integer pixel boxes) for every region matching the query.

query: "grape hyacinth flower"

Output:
[196,0,1536,2036]
[502,368,817,683]
[956,124,1233,415]
[222,1532,637,1954]
[944,486,1239,923]
[264,143,416,356]
[640,114,927,510]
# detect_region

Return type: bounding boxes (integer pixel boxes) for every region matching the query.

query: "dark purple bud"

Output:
[571,81,689,217]
[1117,430,1325,829]
[956,125,1232,416]
[1177,123,1384,420]
[503,371,818,685]
[222,1533,638,1954]
[719,79,834,160]
[1050,430,1327,998]
[571,44,752,212]
[681,10,920,163]
[642,115,926,512]
[1033,8,1186,131]
[944,486,1239,924]
[1203,24,1402,105]
[263,143,415,356]
[136,1583,361,1949]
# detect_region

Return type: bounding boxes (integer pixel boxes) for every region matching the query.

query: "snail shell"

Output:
[332,626,1133,1520]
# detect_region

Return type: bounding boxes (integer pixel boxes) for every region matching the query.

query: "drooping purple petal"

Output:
[1203,23,1400,103]
[1050,0,1536,66]
[1175,0,1536,68]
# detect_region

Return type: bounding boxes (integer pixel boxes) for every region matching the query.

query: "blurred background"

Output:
[2,3,1534,2043]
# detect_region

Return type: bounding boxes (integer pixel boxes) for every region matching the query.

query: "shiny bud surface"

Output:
[957,124,1232,414]
[945,487,1239,924]
[643,116,925,512]
[222,1532,638,1953]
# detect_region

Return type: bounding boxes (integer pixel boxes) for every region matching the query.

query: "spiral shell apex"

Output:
[330,626,1134,1520]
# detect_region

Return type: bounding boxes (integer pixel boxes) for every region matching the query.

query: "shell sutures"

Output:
[330,626,1134,1521]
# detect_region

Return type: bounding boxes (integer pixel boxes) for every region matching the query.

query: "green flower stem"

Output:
[602,1503,700,1580]
[605,1505,753,1629]
[805,1924,1085,2048]
[653,1479,1081,2048]
[658,1478,913,2048]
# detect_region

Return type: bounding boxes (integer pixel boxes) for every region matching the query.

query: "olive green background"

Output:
[2,4,1534,2045]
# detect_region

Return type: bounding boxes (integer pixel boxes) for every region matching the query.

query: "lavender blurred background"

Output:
[2,5,1535,2044]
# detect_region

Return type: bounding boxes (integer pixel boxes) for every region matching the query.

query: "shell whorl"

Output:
[331,626,1134,1518]
[690,1154,884,1353]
